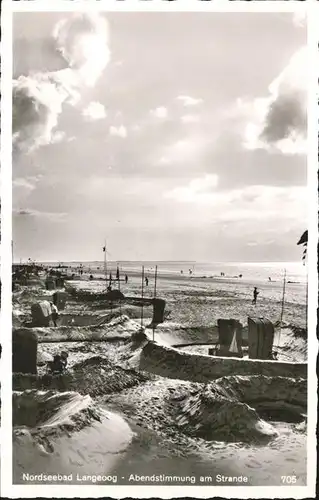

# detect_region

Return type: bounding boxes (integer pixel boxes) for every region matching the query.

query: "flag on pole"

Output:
[297,230,308,246]
[297,231,308,265]
[103,246,106,252]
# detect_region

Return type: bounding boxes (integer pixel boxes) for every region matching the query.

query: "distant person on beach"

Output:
[252,287,259,305]
[145,277,149,286]
[180,270,183,274]
[268,277,271,281]
[125,274,128,284]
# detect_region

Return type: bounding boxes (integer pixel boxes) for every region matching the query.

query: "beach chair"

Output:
[247,317,275,360]
[31,301,52,327]
[216,319,243,358]
[45,277,56,290]
[151,298,166,326]
[52,291,68,311]
[12,329,38,374]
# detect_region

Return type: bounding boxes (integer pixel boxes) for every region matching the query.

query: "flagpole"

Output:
[117,263,122,315]
[108,270,113,312]
[303,247,308,333]
[278,268,286,348]
[152,265,158,341]
[103,239,107,291]
[141,265,144,328]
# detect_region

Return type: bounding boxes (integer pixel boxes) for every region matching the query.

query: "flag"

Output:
[297,230,308,264]
[103,246,106,252]
[297,230,308,246]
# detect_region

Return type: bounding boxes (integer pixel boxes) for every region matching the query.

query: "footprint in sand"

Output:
[69,457,83,466]
[246,460,261,468]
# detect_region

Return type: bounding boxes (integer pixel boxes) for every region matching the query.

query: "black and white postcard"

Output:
[0,1,317,498]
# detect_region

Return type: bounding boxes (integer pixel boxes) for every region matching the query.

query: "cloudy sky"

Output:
[12,11,307,263]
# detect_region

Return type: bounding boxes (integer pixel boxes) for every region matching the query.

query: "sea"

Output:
[45,260,307,285]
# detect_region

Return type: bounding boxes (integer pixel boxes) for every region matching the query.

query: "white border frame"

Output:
[1,1,317,498]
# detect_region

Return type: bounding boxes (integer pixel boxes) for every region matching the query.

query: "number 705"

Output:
[281,476,297,484]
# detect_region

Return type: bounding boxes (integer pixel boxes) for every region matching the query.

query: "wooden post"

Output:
[141,266,144,328]
[153,265,158,341]
[118,264,122,315]
[277,269,286,348]
[103,239,107,291]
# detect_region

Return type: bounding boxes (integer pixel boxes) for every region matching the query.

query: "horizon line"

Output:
[13,259,304,265]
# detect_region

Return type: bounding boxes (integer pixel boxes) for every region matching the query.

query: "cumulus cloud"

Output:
[51,130,68,144]
[13,13,110,154]
[181,114,200,124]
[150,107,168,119]
[243,47,307,155]
[165,182,306,224]
[13,177,39,205]
[165,174,219,202]
[53,13,110,87]
[13,178,36,192]
[177,95,203,106]
[158,138,206,166]
[13,208,68,220]
[109,125,127,138]
[82,101,106,121]
[12,72,78,153]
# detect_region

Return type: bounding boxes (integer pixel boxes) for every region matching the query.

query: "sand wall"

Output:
[139,340,307,382]
[14,315,141,343]
[13,390,133,484]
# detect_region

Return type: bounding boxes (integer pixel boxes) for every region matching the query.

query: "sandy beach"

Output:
[12,267,307,486]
